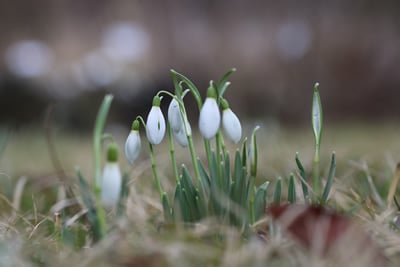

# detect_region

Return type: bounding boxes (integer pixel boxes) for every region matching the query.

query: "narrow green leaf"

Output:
[295,152,309,202]
[210,150,218,184]
[288,173,296,204]
[77,171,102,242]
[273,178,282,205]
[162,192,173,222]
[197,159,210,196]
[221,151,231,195]
[181,165,196,197]
[249,126,260,177]
[312,82,323,147]
[217,67,236,88]
[218,81,231,99]
[195,189,207,219]
[116,173,129,217]
[246,176,255,205]
[170,70,202,109]
[241,138,247,168]
[321,152,336,203]
[254,181,270,221]
[93,94,113,187]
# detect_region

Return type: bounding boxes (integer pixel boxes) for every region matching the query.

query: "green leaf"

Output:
[93,94,113,187]
[210,150,219,184]
[162,192,173,222]
[77,170,102,242]
[232,151,246,205]
[241,138,247,168]
[217,68,236,89]
[197,159,210,196]
[170,69,202,109]
[254,181,270,221]
[116,173,129,217]
[218,82,231,99]
[321,152,336,203]
[295,152,309,203]
[181,165,196,197]
[249,126,260,177]
[222,151,231,195]
[288,173,296,204]
[312,82,323,147]
[273,178,282,205]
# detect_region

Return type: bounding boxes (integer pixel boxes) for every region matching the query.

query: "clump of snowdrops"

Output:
[78,69,336,242]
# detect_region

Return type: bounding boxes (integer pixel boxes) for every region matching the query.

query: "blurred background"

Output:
[0,0,400,131]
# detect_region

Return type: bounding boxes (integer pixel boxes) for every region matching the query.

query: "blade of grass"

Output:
[321,152,336,204]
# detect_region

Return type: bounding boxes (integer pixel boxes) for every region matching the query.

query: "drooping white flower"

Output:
[101,143,122,208]
[146,96,166,145]
[168,98,183,132]
[173,118,191,147]
[199,87,220,139]
[221,99,242,144]
[125,119,141,165]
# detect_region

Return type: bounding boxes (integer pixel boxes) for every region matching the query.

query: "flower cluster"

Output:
[124,87,242,164]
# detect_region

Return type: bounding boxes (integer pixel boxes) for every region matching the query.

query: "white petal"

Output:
[146,106,166,145]
[198,98,220,139]
[168,98,183,132]
[173,120,191,147]
[125,130,141,164]
[101,162,122,208]
[222,108,242,144]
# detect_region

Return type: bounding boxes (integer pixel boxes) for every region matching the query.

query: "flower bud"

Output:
[168,98,183,132]
[221,99,242,144]
[101,143,122,208]
[125,120,141,165]
[146,96,166,145]
[199,87,220,139]
[173,119,191,147]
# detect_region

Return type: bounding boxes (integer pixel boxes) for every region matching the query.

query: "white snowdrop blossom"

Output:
[199,88,220,139]
[221,100,242,144]
[146,96,166,145]
[168,98,183,132]
[125,120,141,165]
[173,118,191,147]
[101,144,122,209]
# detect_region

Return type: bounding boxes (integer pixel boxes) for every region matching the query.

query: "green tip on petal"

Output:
[152,95,161,107]
[107,143,118,162]
[206,86,217,99]
[220,98,229,110]
[132,119,140,131]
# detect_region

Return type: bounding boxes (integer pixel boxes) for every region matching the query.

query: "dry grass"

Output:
[1,123,400,266]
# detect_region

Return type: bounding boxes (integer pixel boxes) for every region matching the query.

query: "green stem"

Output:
[148,143,164,200]
[248,177,256,225]
[94,94,113,187]
[167,125,180,185]
[215,131,223,189]
[92,94,113,239]
[312,144,320,201]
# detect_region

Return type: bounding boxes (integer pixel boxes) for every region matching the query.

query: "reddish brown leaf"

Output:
[267,204,386,265]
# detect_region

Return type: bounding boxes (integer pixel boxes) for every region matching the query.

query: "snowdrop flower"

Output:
[168,98,183,132]
[125,119,141,165]
[168,97,191,147]
[221,99,242,144]
[101,143,122,208]
[146,96,166,145]
[199,87,220,139]
[173,118,191,147]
